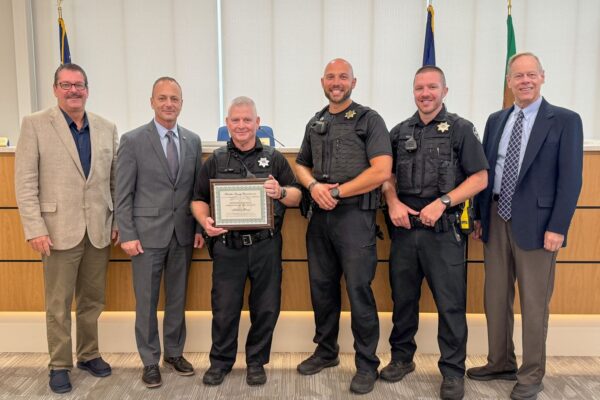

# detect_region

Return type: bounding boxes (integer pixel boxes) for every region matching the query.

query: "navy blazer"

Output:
[475,98,583,250]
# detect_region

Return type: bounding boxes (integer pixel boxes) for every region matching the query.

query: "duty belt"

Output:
[221,229,273,249]
[408,212,459,233]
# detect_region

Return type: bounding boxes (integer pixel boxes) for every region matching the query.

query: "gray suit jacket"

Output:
[115,120,202,248]
[15,106,118,250]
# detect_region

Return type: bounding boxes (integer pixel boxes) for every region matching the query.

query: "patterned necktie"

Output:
[497,110,525,221]
[166,131,179,182]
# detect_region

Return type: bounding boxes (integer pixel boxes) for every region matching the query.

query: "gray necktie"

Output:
[166,130,179,182]
[497,110,525,221]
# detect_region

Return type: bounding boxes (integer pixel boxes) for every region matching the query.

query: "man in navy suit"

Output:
[467,52,583,400]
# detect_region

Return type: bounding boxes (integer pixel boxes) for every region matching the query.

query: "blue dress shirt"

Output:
[493,96,543,194]
[154,120,181,161]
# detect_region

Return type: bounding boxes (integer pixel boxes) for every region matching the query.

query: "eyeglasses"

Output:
[57,82,87,91]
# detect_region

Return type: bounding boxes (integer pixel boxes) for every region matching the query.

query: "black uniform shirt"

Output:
[296,102,392,169]
[390,106,489,210]
[193,138,297,231]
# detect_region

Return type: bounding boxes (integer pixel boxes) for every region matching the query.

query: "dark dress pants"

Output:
[306,206,380,374]
[132,234,192,366]
[209,233,282,370]
[388,226,467,377]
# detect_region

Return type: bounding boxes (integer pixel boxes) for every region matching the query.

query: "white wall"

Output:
[2,0,600,147]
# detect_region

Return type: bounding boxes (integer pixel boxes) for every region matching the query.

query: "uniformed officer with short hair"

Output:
[381,66,488,400]
[191,96,301,387]
[295,58,393,395]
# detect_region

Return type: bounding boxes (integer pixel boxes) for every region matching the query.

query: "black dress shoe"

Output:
[440,376,465,400]
[349,370,378,395]
[380,360,415,382]
[164,356,194,376]
[202,366,230,386]
[246,365,267,386]
[77,357,112,377]
[510,382,544,400]
[49,369,72,394]
[297,354,340,375]
[142,364,162,388]
[467,365,517,381]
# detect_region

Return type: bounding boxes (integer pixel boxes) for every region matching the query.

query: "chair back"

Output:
[217,125,275,147]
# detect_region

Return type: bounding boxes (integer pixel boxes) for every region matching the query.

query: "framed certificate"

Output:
[210,178,274,230]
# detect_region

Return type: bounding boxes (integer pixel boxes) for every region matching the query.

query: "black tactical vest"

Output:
[394,112,466,198]
[308,105,371,184]
[213,142,286,222]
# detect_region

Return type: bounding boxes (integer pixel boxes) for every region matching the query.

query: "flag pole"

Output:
[503,0,516,108]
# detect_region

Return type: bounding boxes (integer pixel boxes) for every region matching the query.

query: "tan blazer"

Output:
[15,106,118,250]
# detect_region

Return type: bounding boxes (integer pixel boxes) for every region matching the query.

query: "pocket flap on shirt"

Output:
[40,202,57,212]
[537,196,554,208]
[133,207,159,217]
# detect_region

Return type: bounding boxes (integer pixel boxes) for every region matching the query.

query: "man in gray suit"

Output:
[15,63,117,394]
[116,77,203,388]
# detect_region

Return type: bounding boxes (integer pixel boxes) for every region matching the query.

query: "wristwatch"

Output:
[440,194,452,209]
[330,187,341,200]
[307,179,318,192]
[279,186,287,200]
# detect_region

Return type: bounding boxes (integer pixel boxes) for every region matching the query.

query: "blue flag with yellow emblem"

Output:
[59,16,71,64]
[422,4,435,66]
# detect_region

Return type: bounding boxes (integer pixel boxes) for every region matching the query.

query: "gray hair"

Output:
[507,52,544,75]
[228,96,257,116]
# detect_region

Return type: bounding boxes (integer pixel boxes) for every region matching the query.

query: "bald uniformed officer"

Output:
[295,58,392,395]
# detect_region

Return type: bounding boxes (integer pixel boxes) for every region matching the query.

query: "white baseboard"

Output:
[1,312,599,356]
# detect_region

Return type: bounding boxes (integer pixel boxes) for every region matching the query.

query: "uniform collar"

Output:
[407,104,448,127]
[328,101,357,116]
[227,136,263,154]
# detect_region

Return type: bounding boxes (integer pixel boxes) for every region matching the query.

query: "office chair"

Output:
[217,125,276,147]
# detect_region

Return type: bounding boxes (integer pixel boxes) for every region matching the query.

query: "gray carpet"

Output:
[1,353,599,399]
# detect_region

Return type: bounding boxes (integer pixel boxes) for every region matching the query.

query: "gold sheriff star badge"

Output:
[437,122,450,133]
[345,110,356,119]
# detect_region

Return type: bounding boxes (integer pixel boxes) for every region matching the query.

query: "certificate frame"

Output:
[210,178,274,230]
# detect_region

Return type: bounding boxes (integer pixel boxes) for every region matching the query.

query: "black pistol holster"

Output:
[299,187,315,220]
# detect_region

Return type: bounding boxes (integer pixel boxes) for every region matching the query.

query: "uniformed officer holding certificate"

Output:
[191,96,301,387]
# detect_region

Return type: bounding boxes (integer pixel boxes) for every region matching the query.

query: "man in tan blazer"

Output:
[15,63,118,394]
